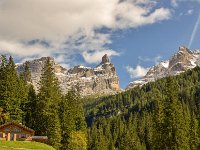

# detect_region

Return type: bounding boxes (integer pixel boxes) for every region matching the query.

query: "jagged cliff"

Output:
[126,46,200,90]
[17,54,120,96]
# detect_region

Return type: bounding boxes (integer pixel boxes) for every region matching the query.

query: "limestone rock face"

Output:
[17,55,120,96]
[101,54,110,64]
[126,46,199,90]
[17,57,67,92]
[168,47,193,73]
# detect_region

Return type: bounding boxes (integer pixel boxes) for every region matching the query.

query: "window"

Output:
[13,128,21,133]
[4,128,9,132]
[21,134,26,138]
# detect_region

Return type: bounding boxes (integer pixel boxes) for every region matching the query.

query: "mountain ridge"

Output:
[126,46,200,90]
[17,54,121,96]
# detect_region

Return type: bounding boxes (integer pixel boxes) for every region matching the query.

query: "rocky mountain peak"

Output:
[17,54,120,96]
[101,54,110,64]
[176,46,192,59]
[126,47,199,90]
[168,46,193,73]
[178,46,190,53]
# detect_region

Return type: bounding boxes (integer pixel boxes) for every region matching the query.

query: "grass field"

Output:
[0,141,55,150]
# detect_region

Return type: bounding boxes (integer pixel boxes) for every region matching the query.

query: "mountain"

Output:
[17,54,120,96]
[86,59,200,150]
[126,46,200,90]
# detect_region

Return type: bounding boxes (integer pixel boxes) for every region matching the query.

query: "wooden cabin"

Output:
[0,122,34,141]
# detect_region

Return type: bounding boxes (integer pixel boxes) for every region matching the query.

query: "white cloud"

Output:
[138,55,162,64]
[127,55,161,79]
[0,40,50,56]
[83,49,120,64]
[187,9,194,15]
[171,0,178,7]
[126,65,149,79]
[0,0,171,64]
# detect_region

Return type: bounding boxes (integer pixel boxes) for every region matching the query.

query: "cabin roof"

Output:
[0,121,34,133]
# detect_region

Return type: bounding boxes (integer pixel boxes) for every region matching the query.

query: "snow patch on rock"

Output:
[126,47,200,90]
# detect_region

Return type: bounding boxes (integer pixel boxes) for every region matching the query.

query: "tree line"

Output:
[85,66,200,150]
[0,56,87,150]
[2,55,200,149]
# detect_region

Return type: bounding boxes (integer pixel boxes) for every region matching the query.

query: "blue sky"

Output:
[112,1,200,88]
[0,0,200,89]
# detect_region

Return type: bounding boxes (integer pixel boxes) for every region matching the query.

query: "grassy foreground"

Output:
[0,141,55,150]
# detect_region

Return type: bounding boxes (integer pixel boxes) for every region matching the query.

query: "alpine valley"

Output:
[1,1,200,150]
[1,46,200,150]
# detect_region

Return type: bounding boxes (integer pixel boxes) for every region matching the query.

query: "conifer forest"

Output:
[1,55,200,150]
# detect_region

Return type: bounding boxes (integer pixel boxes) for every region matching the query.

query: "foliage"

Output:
[2,55,200,149]
[36,57,62,149]
[0,56,28,123]
[67,131,87,150]
[0,107,9,124]
[0,56,87,149]
[85,66,200,150]
[60,90,87,149]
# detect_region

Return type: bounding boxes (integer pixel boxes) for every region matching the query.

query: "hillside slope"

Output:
[86,66,200,149]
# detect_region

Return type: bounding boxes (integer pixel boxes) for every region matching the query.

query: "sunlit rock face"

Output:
[126,46,200,90]
[17,54,120,96]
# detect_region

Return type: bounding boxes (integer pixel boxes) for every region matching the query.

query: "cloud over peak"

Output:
[126,65,149,79]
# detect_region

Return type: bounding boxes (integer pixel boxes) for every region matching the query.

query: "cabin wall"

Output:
[0,124,34,141]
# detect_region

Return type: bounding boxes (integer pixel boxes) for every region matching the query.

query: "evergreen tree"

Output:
[94,125,108,150]
[36,57,62,149]
[22,61,32,83]
[24,85,37,129]
[67,131,87,150]
[0,107,9,124]
[19,62,37,128]
[152,89,165,149]
[162,77,189,149]
[189,113,200,149]
[0,56,24,122]
[60,90,86,149]
[0,55,8,113]
[19,74,29,124]
[86,67,200,150]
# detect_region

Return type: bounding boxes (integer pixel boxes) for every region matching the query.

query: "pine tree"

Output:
[152,89,165,149]
[189,112,200,149]
[36,57,62,149]
[60,90,87,149]
[94,125,108,150]
[67,131,87,150]
[0,55,8,111]
[0,56,24,122]
[47,114,62,149]
[19,74,29,124]
[22,61,32,83]
[24,85,37,129]
[119,131,139,150]
[0,107,9,124]
[162,77,189,149]
[19,62,36,127]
